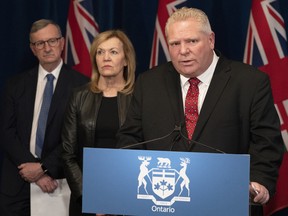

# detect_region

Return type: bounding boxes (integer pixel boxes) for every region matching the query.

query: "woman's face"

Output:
[95,37,127,79]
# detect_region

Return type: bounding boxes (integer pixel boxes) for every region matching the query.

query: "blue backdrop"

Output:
[1,0,288,91]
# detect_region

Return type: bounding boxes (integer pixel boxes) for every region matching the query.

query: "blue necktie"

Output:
[35,74,54,157]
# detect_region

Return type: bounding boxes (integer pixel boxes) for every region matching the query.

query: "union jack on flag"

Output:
[149,0,187,68]
[244,0,288,215]
[64,0,99,77]
[244,0,288,148]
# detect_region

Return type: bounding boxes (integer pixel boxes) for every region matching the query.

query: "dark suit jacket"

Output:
[0,64,89,196]
[117,55,284,195]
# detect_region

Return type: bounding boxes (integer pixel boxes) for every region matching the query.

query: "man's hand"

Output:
[18,162,44,182]
[249,182,270,204]
[35,175,58,193]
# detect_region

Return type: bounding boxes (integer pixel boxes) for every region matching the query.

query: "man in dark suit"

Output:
[117,7,284,214]
[0,19,89,215]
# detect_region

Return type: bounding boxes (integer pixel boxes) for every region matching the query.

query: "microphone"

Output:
[179,125,226,154]
[120,125,181,149]
[169,123,183,151]
[120,123,226,154]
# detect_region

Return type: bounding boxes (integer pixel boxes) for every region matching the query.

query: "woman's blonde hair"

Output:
[90,30,136,94]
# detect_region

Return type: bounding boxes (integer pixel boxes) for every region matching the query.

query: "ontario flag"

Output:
[63,0,99,77]
[149,0,187,68]
[243,0,288,215]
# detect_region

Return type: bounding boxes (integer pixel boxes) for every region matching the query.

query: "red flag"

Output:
[149,0,187,68]
[63,0,99,77]
[243,0,288,215]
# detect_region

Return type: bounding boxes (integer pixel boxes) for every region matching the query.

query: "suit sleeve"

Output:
[249,74,284,195]
[0,78,37,166]
[116,74,145,149]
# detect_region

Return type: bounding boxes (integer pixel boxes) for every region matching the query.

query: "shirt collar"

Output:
[38,59,63,81]
[180,51,219,88]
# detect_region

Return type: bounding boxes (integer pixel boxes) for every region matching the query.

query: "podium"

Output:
[83,148,250,216]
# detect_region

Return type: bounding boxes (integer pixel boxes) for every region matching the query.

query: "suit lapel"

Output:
[193,57,231,139]
[46,66,70,125]
[164,63,185,127]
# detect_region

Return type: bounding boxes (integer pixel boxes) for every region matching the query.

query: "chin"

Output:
[179,69,197,77]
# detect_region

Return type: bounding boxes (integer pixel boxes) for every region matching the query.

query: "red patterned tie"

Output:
[185,77,200,140]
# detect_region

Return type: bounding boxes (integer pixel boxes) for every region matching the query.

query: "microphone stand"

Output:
[120,125,181,149]
[178,125,226,154]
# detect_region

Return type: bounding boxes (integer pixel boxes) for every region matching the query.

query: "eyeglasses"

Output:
[31,37,62,50]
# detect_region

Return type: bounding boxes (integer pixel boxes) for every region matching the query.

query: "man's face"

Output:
[167,18,215,78]
[30,24,64,71]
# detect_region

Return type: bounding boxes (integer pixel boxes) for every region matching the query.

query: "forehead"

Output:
[167,19,202,40]
[30,24,59,41]
[98,37,124,49]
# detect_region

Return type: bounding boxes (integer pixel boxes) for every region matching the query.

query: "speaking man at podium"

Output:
[116,7,284,216]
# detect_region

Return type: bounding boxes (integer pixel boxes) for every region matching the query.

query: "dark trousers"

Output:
[0,183,30,216]
[69,195,94,216]
[69,195,122,216]
[250,204,263,216]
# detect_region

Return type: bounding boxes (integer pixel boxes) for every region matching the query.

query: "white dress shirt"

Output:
[181,51,219,113]
[29,60,62,156]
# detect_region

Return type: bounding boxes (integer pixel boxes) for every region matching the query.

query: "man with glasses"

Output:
[0,19,89,215]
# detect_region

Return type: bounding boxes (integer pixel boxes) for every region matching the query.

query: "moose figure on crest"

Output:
[137,156,152,194]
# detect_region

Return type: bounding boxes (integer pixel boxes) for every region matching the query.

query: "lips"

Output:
[102,65,112,69]
[179,60,194,66]
[43,54,55,57]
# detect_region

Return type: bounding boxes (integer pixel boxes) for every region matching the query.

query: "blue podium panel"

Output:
[83,148,250,216]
